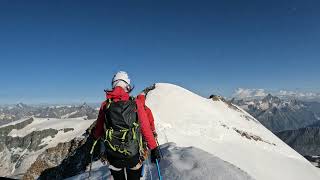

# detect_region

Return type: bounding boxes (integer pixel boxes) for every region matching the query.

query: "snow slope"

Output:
[8,117,93,138]
[69,143,254,180]
[145,83,320,180]
[3,83,320,179]
[68,83,320,180]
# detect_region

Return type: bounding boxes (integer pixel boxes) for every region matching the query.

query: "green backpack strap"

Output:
[106,98,112,109]
[90,140,98,155]
[132,122,144,155]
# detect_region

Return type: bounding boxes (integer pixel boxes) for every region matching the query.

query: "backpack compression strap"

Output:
[104,121,142,156]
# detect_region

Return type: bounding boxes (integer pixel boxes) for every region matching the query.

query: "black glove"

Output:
[151,147,161,163]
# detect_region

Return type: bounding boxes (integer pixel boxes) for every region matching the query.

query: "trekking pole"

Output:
[140,163,145,177]
[155,159,162,180]
[89,154,93,178]
[88,140,98,179]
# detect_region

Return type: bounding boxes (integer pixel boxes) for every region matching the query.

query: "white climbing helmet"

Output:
[112,71,132,92]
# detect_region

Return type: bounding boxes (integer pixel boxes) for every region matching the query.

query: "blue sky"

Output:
[0,0,320,104]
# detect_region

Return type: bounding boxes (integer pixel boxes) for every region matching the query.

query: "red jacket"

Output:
[137,94,156,133]
[93,87,158,150]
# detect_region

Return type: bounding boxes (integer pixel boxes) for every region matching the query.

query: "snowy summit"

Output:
[145,83,320,180]
[74,83,320,180]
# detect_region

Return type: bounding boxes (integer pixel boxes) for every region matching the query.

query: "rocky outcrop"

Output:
[233,128,276,146]
[3,129,59,151]
[210,95,242,111]
[0,128,60,176]
[210,95,259,123]
[1,128,58,150]
[0,117,59,154]
[209,95,225,101]
[0,117,80,178]
[0,118,34,136]
[0,104,100,178]
[23,135,98,180]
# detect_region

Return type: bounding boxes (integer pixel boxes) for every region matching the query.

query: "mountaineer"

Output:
[91,71,161,180]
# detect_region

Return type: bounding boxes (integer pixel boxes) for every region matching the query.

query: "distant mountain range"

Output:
[231,94,320,132]
[233,88,320,102]
[1,83,319,179]
[275,125,320,168]
[0,103,98,126]
[231,93,320,167]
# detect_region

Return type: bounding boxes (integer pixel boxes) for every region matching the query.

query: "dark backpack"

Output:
[103,98,143,159]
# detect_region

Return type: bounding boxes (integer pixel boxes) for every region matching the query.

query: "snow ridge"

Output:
[146,83,320,180]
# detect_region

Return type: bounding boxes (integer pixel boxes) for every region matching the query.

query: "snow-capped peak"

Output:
[16,103,28,109]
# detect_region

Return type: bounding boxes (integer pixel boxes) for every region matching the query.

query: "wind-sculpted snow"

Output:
[68,143,254,180]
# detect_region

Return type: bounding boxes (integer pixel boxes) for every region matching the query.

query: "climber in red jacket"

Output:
[92,71,160,180]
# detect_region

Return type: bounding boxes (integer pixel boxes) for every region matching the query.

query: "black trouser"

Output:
[110,167,142,180]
